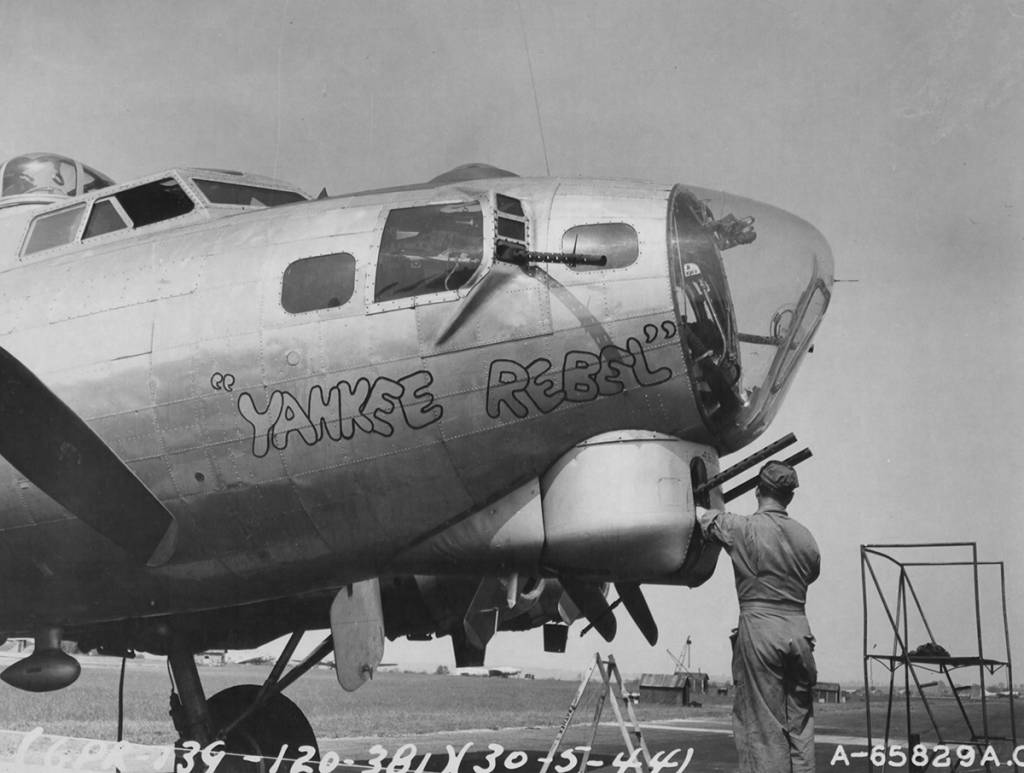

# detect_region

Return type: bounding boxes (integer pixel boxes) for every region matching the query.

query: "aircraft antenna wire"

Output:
[516,1,551,175]
[272,0,291,179]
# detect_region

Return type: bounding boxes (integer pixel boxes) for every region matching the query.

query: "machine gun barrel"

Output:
[693,433,797,498]
[722,448,813,503]
[495,241,607,267]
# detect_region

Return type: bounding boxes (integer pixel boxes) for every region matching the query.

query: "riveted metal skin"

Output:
[0,168,832,638]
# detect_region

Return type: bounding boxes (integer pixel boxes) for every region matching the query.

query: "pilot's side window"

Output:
[83,198,129,239]
[374,201,483,303]
[115,178,195,227]
[282,252,357,313]
[562,223,639,272]
[23,203,87,255]
[194,179,306,208]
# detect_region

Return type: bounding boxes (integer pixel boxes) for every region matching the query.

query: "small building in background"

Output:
[813,681,842,703]
[639,672,709,706]
[197,650,227,667]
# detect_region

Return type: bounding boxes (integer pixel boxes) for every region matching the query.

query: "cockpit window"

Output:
[22,177,196,255]
[83,198,129,239]
[114,178,194,227]
[562,223,638,272]
[23,203,87,255]
[193,179,306,208]
[374,201,483,303]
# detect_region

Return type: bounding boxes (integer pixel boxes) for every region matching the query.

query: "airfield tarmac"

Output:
[0,715,872,772]
[314,716,872,773]
[0,661,1018,772]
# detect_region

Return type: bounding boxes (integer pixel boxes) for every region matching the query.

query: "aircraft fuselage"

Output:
[0,168,832,638]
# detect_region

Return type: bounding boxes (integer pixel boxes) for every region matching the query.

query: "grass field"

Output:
[0,659,1020,756]
[0,661,732,745]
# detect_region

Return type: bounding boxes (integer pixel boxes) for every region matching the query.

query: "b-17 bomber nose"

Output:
[668,185,834,453]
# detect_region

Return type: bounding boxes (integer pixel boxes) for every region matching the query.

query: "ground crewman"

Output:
[698,460,820,773]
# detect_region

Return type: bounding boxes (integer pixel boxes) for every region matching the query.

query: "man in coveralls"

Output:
[698,461,820,772]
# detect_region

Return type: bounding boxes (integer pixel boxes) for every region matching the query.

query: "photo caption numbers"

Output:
[829,743,1024,769]
[171,741,701,773]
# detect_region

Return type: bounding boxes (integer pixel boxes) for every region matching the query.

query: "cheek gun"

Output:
[692,432,813,505]
[721,447,813,503]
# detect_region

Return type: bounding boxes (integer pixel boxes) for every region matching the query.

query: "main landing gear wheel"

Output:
[207,685,319,772]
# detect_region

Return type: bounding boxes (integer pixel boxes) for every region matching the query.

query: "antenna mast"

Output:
[516,1,551,175]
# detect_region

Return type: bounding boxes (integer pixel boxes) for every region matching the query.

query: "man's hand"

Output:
[695,506,722,535]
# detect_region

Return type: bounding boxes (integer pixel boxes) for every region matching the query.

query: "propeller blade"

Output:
[462,577,503,651]
[562,578,616,642]
[0,347,177,566]
[450,628,487,668]
[615,582,659,645]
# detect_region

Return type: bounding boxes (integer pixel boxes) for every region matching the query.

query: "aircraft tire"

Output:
[204,684,319,772]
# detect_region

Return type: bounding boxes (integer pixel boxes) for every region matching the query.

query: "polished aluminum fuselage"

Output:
[0,177,712,632]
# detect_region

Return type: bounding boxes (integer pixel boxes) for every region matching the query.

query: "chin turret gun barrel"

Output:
[694,433,798,499]
[722,447,813,503]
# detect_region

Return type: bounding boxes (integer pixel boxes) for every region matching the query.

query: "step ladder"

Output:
[540,653,652,773]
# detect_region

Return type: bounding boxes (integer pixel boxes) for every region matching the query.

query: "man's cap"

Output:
[758,460,799,492]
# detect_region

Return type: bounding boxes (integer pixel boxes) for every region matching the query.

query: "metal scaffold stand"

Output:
[861,543,1016,771]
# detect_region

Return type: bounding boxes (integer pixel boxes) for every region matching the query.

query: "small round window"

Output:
[562,223,639,272]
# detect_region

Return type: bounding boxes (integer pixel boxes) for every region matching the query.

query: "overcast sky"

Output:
[2,1,1022,686]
